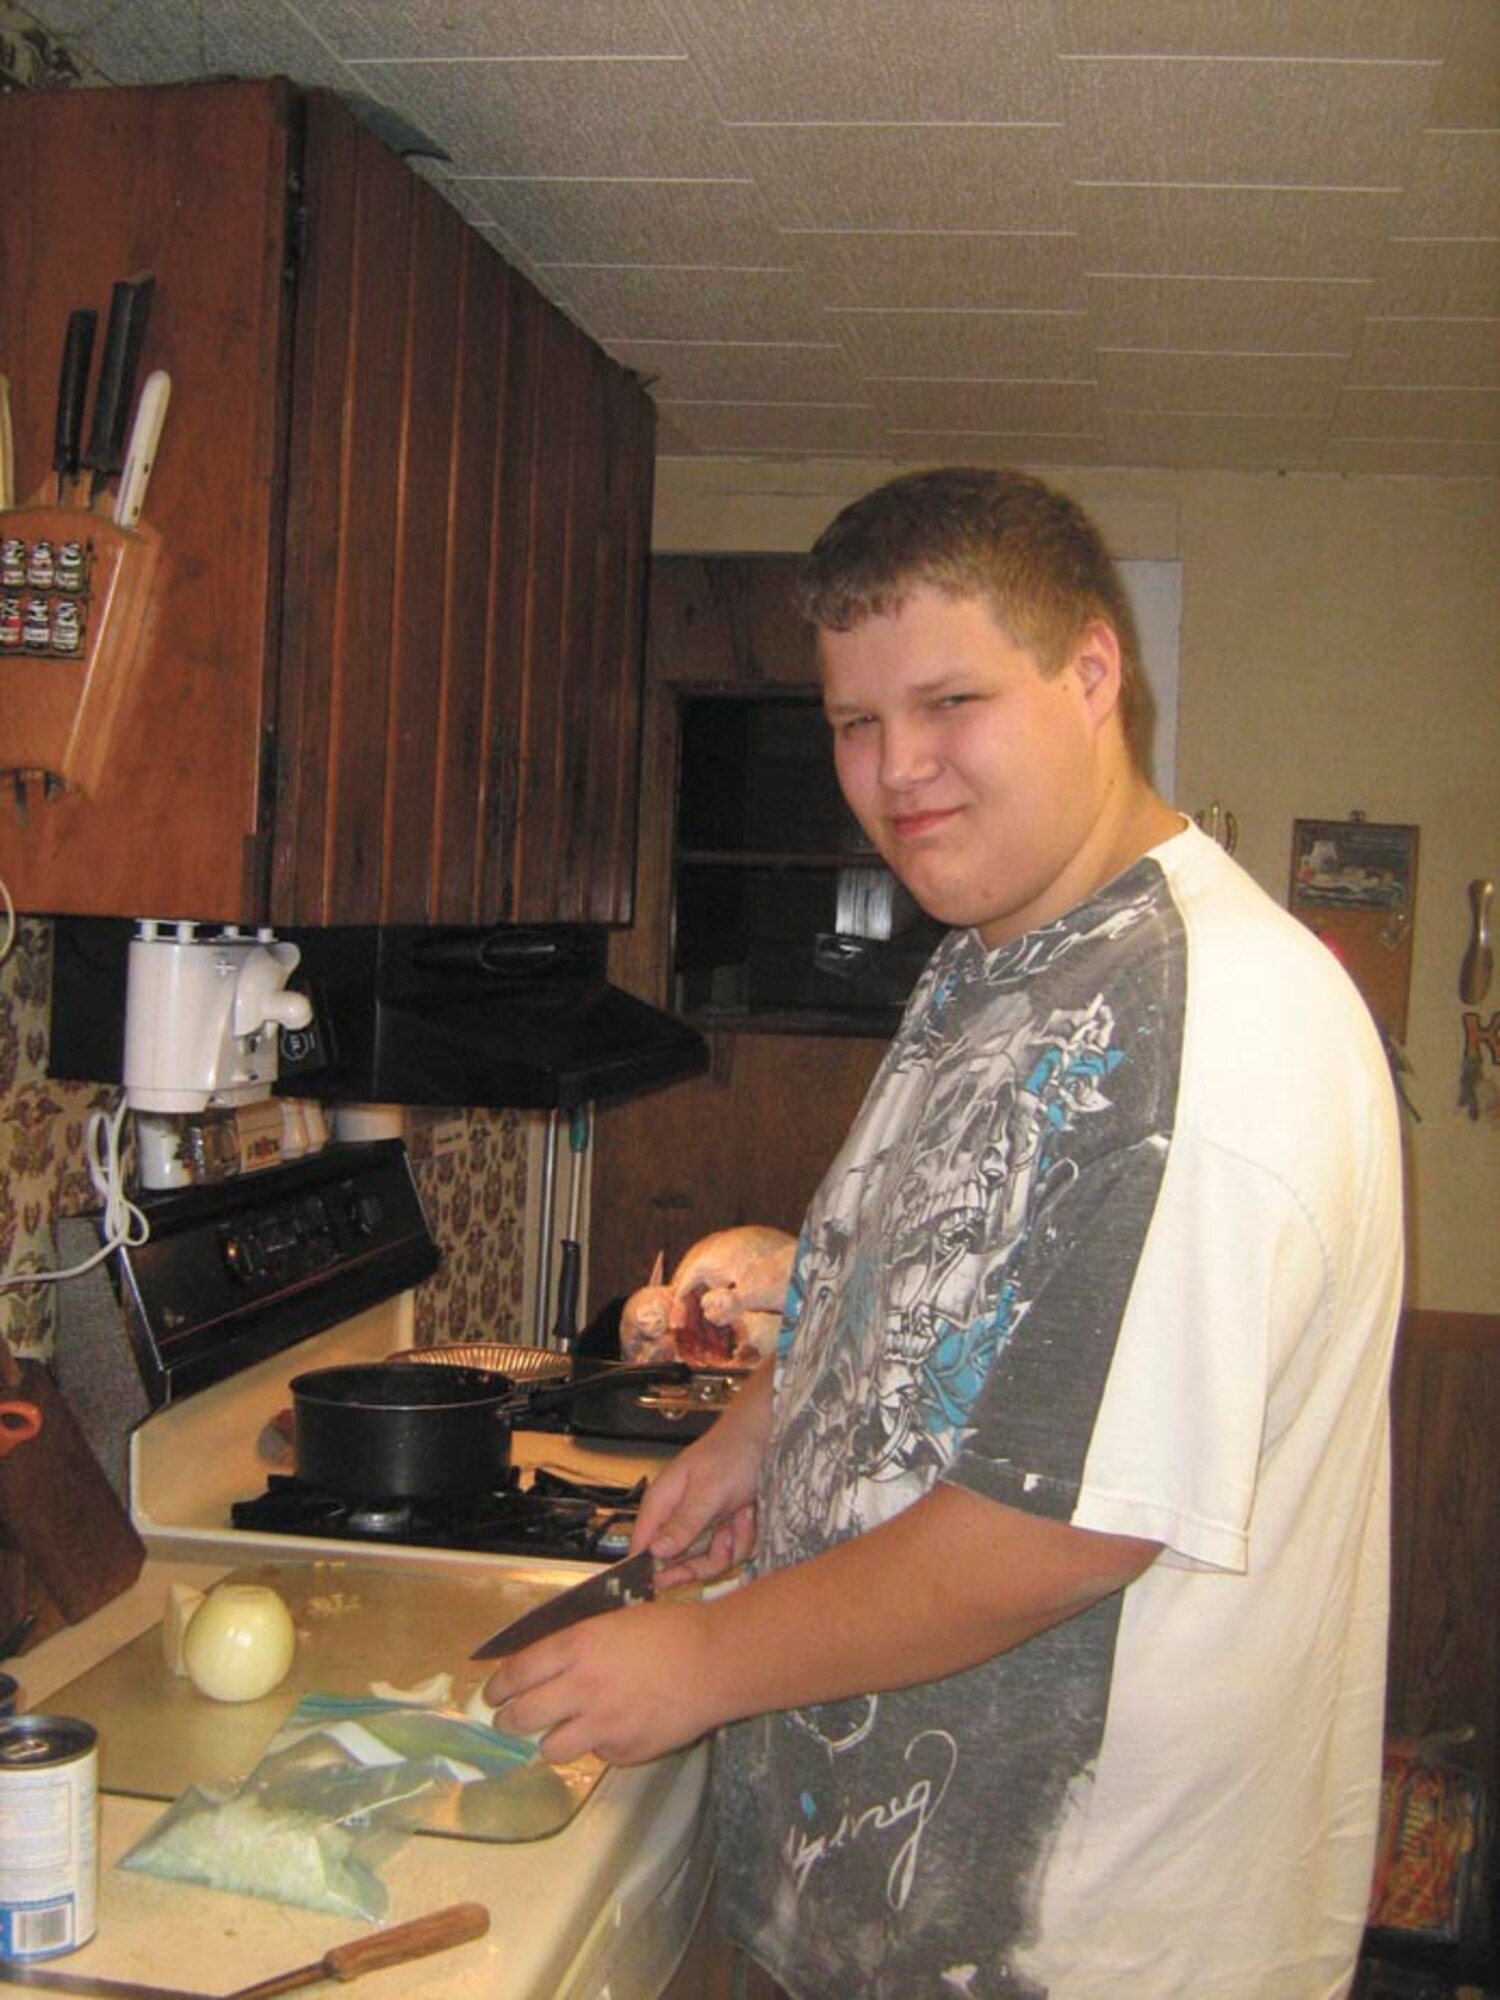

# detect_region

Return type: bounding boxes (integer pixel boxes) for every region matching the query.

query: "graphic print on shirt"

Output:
[717,861,1186,2000]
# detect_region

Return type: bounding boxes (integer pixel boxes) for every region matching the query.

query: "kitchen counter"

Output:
[7,1464,713,1999]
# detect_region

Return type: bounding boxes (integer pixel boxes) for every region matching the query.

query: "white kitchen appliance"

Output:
[50,1143,713,2000]
[123,919,314,1188]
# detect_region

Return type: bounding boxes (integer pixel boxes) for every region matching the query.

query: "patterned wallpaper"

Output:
[0,917,530,1361]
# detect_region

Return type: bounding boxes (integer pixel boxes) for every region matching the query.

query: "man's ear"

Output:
[1072,619,1124,729]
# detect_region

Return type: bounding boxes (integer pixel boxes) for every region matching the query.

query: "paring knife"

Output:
[471,1548,656,1660]
[113,369,171,528]
[0,1901,490,2000]
[83,275,155,506]
[52,307,97,501]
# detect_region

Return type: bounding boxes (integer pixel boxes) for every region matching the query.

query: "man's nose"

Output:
[879,718,938,789]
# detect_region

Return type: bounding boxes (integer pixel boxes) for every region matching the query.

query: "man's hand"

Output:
[482,1599,714,1766]
[629,1353,775,1588]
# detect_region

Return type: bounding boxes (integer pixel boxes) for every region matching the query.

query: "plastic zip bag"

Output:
[120,1695,544,1918]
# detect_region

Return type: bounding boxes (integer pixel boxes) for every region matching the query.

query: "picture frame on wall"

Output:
[1288,817,1419,1043]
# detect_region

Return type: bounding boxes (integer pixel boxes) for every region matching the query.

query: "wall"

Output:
[0,918,530,1361]
[653,456,1500,1315]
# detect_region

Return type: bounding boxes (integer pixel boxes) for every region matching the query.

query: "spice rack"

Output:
[0,494,160,796]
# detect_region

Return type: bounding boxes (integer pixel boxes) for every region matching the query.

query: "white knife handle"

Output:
[0,373,13,510]
[113,369,171,528]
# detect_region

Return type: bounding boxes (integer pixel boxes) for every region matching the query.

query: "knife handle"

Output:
[322,1903,490,1982]
[113,370,171,527]
[85,275,155,485]
[53,307,96,482]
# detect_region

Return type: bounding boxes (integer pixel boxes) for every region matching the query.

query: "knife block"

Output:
[0,491,160,794]
[0,1352,145,1640]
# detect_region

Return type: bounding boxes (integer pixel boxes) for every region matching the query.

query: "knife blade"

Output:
[113,369,172,528]
[52,307,96,500]
[84,275,155,505]
[471,1549,656,1660]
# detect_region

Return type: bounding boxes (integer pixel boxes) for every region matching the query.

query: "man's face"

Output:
[821,586,1119,950]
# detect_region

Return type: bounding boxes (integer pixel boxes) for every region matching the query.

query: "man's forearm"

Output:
[692,1478,1160,1726]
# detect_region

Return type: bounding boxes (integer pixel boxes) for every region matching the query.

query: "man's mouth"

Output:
[888,807,959,841]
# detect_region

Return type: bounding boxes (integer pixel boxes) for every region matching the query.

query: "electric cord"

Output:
[0,1098,150,1291]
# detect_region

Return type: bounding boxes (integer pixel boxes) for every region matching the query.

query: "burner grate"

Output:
[229,1466,644,1562]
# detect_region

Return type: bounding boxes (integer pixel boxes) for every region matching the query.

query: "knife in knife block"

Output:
[0,494,160,795]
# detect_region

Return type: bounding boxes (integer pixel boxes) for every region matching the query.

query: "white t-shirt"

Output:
[713,822,1403,2000]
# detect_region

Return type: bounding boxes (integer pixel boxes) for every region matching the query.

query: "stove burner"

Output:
[230,1467,646,1562]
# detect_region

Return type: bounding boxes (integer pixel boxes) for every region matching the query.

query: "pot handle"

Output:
[517,1361,694,1420]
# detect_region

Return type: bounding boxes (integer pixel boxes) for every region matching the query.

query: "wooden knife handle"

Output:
[324,1903,490,1982]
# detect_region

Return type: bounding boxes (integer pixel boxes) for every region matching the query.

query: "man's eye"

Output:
[834,714,874,736]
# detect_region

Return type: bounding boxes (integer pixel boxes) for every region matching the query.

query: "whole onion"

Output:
[182,1583,297,1703]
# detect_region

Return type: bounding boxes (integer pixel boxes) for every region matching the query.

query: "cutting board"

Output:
[47,1560,605,1841]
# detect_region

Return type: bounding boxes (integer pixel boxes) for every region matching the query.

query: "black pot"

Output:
[289,1360,690,1499]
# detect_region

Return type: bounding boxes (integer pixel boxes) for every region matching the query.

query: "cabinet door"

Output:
[272,93,654,927]
[0,80,293,918]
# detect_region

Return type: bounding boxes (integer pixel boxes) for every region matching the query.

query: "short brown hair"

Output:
[797,466,1150,759]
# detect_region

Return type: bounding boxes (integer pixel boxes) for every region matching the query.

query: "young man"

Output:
[483,467,1404,1999]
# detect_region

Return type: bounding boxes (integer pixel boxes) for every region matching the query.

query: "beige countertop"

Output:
[6,1488,710,2000]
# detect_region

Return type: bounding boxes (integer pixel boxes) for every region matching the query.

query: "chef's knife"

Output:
[83,275,155,505]
[0,1902,490,2000]
[471,1548,656,1660]
[113,369,172,528]
[51,308,96,500]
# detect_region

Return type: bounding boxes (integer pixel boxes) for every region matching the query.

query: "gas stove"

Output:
[47,1141,712,2000]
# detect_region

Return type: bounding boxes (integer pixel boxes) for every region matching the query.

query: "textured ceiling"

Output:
[18,0,1500,476]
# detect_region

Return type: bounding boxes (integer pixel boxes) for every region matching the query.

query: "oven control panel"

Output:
[108,1140,439,1403]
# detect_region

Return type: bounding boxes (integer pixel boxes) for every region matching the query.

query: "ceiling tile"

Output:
[1104,410,1331,467]
[458,176,784,267]
[838,310,1095,378]
[1060,55,1436,186]
[789,231,1088,312]
[1073,184,1399,282]
[1336,385,1500,437]
[665,0,1059,121]
[1426,0,1500,126]
[352,54,737,176]
[1088,275,1371,353]
[1372,240,1500,317]
[1058,0,1459,61]
[293,0,682,60]
[885,429,1110,467]
[1098,350,1350,415]
[867,379,1105,434]
[1328,435,1500,475]
[610,340,862,402]
[729,124,1071,233]
[1350,318,1500,388]
[543,264,824,342]
[1395,132,1500,237]
[656,400,888,454]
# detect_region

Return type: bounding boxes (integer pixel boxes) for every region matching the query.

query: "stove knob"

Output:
[348,1191,384,1238]
[221,1230,264,1284]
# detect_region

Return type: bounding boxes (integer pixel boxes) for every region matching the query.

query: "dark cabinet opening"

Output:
[670,690,945,1034]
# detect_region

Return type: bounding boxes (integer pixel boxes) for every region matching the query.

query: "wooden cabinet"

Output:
[0,79,653,926]
[593,557,888,1305]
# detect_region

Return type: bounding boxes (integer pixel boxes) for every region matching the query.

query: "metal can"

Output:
[0,1716,98,1962]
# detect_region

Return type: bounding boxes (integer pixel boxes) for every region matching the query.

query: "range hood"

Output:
[48,919,708,1111]
[281,925,708,1110]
